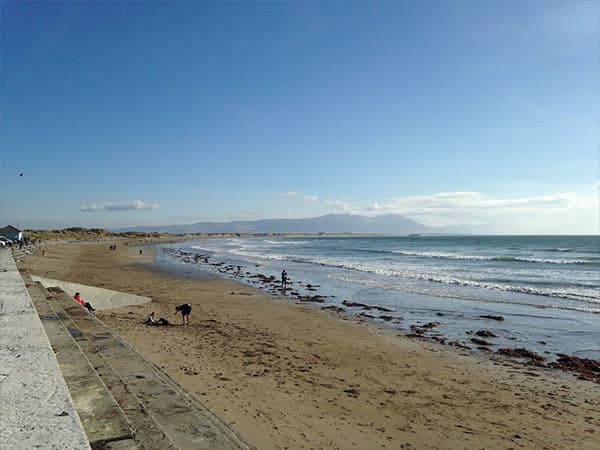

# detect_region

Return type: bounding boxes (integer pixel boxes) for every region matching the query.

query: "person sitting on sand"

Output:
[144,312,156,324]
[144,311,170,326]
[174,303,192,325]
[73,292,96,314]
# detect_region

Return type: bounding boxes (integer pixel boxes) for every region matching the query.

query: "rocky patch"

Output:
[497,347,545,362]
[548,354,600,383]
[475,330,497,338]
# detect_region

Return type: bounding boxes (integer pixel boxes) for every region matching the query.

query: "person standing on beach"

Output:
[281,269,288,292]
[73,292,96,314]
[174,303,192,325]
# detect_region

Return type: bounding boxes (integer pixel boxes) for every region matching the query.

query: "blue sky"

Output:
[1,1,598,233]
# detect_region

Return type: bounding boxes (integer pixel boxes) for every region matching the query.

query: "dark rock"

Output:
[547,354,600,383]
[321,305,345,312]
[449,341,471,350]
[496,347,545,362]
[480,314,504,321]
[342,300,371,308]
[371,305,395,313]
[409,322,440,336]
[359,312,376,319]
[527,358,546,367]
[250,273,276,283]
[300,295,326,303]
[341,300,394,312]
[406,333,427,339]
[475,330,497,338]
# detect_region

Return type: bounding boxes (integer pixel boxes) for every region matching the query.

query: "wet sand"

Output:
[20,241,600,449]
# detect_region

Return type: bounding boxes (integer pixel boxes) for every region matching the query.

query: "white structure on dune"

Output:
[0,225,23,242]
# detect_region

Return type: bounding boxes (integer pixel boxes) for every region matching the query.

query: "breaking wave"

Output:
[389,250,595,265]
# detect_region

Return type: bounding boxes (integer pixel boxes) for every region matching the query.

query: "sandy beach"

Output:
[19,240,600,449]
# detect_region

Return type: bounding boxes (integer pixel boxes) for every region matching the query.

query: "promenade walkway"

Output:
[0,248,90,449]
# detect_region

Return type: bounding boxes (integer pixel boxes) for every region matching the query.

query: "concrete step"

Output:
[24,277,138,449]
[25,276,251,450]
[27,279,176,449]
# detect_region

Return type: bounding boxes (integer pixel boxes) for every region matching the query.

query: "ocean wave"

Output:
[229,248,302,263]
[224,247,599,304]
[328,273,600,313]
[263,239,309,246]
[390,250,595,265]
[306,258,600,305]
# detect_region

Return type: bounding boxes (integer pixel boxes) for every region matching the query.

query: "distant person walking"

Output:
[281,269,288,292]
[73,292,96,314]
[174,303,192,325]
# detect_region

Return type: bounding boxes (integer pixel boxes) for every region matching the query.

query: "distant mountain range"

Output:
[114,213,465,235]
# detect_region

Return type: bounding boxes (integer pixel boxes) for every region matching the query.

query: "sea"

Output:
[152,235,600,360]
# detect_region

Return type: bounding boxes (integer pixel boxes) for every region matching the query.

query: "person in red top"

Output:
[73,292,96,314]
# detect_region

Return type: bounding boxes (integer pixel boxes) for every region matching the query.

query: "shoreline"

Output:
[19,240,600,449]
[156,239,600,367]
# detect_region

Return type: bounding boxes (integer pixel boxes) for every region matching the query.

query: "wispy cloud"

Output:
[304,195,319,201]
[81,200,160,212]
[322,191,597,230]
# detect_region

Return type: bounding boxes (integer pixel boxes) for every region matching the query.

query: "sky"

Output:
[1,1,598,234]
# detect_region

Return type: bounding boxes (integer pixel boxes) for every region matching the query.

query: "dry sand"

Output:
[20,241,600,449]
